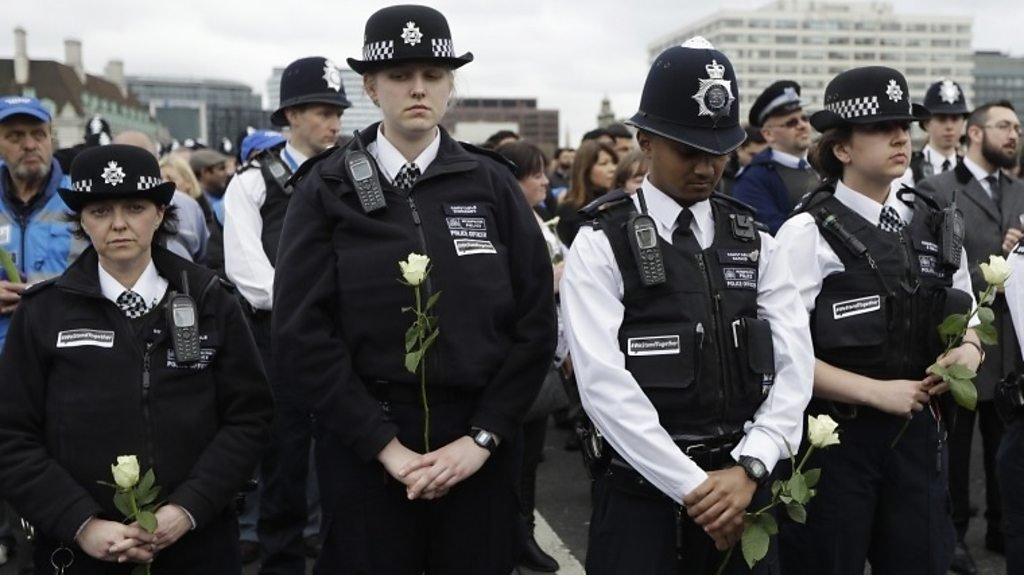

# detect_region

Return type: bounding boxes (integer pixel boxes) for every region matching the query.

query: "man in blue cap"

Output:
[222,56,350,573]
[560,38,813,573]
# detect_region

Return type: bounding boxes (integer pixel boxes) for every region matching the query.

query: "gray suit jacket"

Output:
[917,162,1024,399]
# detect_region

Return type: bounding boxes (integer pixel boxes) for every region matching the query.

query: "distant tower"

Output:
[597,95,615,128]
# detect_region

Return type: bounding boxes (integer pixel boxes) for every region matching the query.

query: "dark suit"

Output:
[917,161,1024,543]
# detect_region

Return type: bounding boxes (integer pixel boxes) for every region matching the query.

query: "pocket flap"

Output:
[814,293,889,349]
[619,323,696,389]
[742,318,775,374]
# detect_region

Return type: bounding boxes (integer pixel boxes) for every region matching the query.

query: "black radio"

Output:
[627,189,667,287]
[166,271,200,364]
[345,130,387,214]
[940,192,965,269]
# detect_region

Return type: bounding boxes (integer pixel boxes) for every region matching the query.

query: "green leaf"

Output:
[975,323,999,346]
[741,523,770,569]
[758,513,779,536]
[803,468,821,489]
[425,291,442,311]
[786,501,807,524]
[137,486,160,507]
[404,350,423,374]
[771,480,783,498]
[131,564,150,576]
[137,469,155,496]
[405,325,419,352]
[937,314,967,340]
[779,493,793,504]
[137,510,158,533]
[927,362,949,379]
[113,491,133,518]
[977,306,995,325]
[946,363,976,380]
[788,472,810,504]
[949,377,978,411]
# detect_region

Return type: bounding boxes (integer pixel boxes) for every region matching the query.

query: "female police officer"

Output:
[271,5,556,574]
[775,67,982,574]
[0,144,273,573]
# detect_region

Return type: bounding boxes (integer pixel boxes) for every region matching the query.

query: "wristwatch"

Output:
[738,456,769,487]
[470,428,500,452]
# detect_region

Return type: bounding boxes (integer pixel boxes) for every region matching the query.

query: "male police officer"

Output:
[913,79,970,182]
[731,81,819,234]
[222,56,350,574]
[561,38,814,574]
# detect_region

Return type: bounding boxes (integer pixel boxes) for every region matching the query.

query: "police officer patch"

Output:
[939,79,960,105]
[692,60,735,119]
[322,59,343,92]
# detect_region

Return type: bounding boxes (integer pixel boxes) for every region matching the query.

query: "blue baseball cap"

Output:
[0,95,51,124]
[241,130,286,162]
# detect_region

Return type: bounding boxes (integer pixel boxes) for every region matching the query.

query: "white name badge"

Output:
[627,335,681,356]
[453,238,497,256]
[56,329,115,349]
[832,295,881,320]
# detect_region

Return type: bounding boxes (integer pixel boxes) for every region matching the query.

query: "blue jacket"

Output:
[730,148,797,235]
[0,160,84,349]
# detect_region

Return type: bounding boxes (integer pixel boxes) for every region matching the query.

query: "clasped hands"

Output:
[75,504,191,565]
[683,465,758,552]
[377,436,490,501]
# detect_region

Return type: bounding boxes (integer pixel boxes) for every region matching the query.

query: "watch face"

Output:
[752,460,766,478]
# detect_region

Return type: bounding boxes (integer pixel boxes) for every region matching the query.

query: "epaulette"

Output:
[579,188,631,219]
[710,192,757,215]
[21,277,57,299]
[218,277,237,294]
[459,141,518,175]
[791,181,836,214]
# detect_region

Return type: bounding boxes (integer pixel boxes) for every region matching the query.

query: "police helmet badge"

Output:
[885,79,904,103]
[692,59,736,119]
[322,59,343,92]
[101,161,126,187]
[939,79,960,104]
[401,21,423,46]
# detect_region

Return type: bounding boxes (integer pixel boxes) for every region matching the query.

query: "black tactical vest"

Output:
[596,193,776,439]
[255,145,294,266]
[805,188,973,382]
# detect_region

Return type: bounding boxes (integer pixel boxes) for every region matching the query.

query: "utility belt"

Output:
[996,372,1024,425]
[367,379,481,405]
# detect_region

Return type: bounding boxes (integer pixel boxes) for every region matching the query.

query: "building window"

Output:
[854,52,876,61]
[881,38,901,47]
[775,20,798,29]
[854,37,876,46]
[776,50,798,59]
[749,19,771,28]
[829,36,850,45]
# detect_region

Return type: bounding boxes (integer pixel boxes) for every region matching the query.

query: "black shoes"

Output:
[950,540,978,575]
[519,532,560,573]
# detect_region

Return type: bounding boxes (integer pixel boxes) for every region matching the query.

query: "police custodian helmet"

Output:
[271,57,353,127]
[346,4,474,75]
[58,144,175,212]
[921,78,970,117]
[810,66,931,133]
[626,37,746,155]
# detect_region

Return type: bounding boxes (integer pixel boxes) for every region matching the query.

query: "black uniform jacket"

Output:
[0,246,273,543]
[273,124,556,461]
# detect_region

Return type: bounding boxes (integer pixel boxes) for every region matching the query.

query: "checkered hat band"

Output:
[363,40,395,62]
[825,96,880,119]
[431,38,455,58]
[72,179,92,192]
[137,176,163,191]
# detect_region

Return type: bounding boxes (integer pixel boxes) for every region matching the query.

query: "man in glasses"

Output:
[918,100,1024,575]
[732,81,820,234]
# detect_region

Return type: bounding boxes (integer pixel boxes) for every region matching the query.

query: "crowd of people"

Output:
[1,3,1024,575]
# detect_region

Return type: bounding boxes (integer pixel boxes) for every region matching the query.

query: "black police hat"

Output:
[749,81,803,127]
[271,57,353,127]
[83,115,111,146]
[626,37,745,155]
[58,144,175,212]
[922,78,969,116]
[810,66,930,132]
[346,5,474,75]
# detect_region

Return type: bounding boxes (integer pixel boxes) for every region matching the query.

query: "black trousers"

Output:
[779,407,954,574]
[314,393,522,574]
[948,400,1004,539]
[997,419,1024,573]
[33,514,241,574]
[586,462,778,575]
[247,310,316,574]
[520,414,548,524]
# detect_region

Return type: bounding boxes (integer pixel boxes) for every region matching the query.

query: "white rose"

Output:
[400,253,431,286]
[111,455,140,490]
[980,255,1011,287]
[807,414,840,449]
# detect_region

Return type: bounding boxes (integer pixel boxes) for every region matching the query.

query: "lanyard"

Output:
[281,148,300,172]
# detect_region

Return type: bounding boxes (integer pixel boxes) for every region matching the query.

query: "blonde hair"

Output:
[159,155,201,199]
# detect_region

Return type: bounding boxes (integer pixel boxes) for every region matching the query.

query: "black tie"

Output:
[116,290,148,319]
[878,205,906,234]
[986,174,1003,206]
[394,162,421,191]
[941,158,951,172]
[672,209,703,256]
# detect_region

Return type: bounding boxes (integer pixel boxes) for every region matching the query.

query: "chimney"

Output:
[104,59,126,97]
[64,38,85,84]
[14,27,29,84]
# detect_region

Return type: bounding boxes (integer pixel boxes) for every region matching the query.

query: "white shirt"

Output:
[771,149,809,170]
[560,177,815,504]
[963,156,1002,199]
[98,259,168,310]
[366,125,441,184]
[223,142,310,311]
[922,144,958,175]
[776,179,977,320]
[1005,248,1024,348]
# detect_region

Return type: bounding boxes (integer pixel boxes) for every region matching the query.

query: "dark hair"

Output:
[743,124,767,145]
[482,130,520,150]
[67,202,180,246]
[561,140,618,209]
[968,100,1017,130]
[605,123,632,139]
[554,147,575,159]
[613,149,649,190]
[581,128,612,142]
[809,126,853,181]
[495,141,547,181]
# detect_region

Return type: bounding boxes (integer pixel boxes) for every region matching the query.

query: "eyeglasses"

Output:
[766,115,810,130]
[983,121,1023,136]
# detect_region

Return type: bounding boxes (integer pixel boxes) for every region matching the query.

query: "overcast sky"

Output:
[5,0,1024,144]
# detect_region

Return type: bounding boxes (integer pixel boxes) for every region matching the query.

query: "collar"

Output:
[835,179,913,226]
[771,148,808,170]
[367,124,441,183]
[0,160,61,213]
[636,177,712,243]
[923,144,957,168]
[282,142,310,172]
[98,258,168,309]
[963,156,1000,184]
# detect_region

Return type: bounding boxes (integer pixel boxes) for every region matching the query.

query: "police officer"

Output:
[775,66,982,574]
[560,37,814,574]
[272,5,555,573]
[0,144,273,574]
[999,244,1024,574]
[732,81,820,234]
[914,79,970,183]
[223,56,350,573]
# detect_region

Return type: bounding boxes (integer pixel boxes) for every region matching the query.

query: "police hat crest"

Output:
[271,57,353,127]
[346,5,474,75]
[58,144,175,212]
[810,66,930,132]
[922,78,969,116]
[626,37,745,155]
[749,81,803,127]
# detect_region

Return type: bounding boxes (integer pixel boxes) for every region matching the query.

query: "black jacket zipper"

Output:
[697,253,728,437]
[142,341,156,473]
